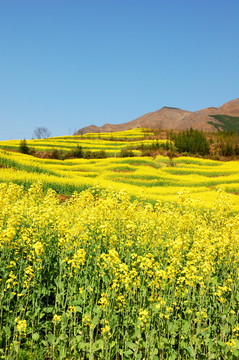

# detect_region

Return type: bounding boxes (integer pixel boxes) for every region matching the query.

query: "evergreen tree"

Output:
[172,128,209,155]
[19,139,30,154]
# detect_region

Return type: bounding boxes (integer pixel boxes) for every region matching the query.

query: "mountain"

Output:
[75,98,239,135]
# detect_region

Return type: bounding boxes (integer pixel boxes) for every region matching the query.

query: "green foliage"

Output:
[19,140,30,155]
[172,128,210,155]
[211,132,239,158]
[49,149,65,160]
[64,145,84,159]
[83,150,107,159]
[73,144,84,158]
[208,115,239,133]
[140,140,172,153]
[219,142,235,157]
[120,148,135,157]
[48,146,107,160]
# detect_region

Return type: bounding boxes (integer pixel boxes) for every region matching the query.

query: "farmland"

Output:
[0,128,239,359]
[0,148,239,211]
[0,129,155,156]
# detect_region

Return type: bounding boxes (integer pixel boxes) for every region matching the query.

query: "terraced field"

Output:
[0,129,239,359]
[0,128,156,156]
[0,147,239,211]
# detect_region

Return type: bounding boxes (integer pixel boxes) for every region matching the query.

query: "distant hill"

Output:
[75,98,239,135]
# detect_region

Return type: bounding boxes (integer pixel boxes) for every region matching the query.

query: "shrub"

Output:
[65,145,84,159]
[219,142,235,157]
[29,147,36,156]
[83,150,107,159]
[93,150,107,159]
[120,149,134,157]
[73,145,84,158]
[19,139,30,154]
[235,144,239,155]
[141,149,155,157]
[49,149,65,160]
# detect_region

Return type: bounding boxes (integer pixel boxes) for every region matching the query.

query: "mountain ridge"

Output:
[75,98,239,135]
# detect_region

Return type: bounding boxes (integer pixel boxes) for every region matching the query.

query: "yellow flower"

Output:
[15,318,27,335]
[33,241,44,256]
[101,325,111,335]
[138,309,150,327]
[52,314,61,324]
[67,306,76,316]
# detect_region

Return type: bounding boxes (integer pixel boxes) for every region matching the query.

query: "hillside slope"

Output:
[75,98,239,134]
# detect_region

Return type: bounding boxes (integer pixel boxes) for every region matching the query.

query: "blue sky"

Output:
[0,0,238,140]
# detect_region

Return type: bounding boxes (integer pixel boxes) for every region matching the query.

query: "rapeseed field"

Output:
[0,129,239,359]
[0,128,156,156]
[0,148,239,211]
[0,183,239,359]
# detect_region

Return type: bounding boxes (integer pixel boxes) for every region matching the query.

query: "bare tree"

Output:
[33,127,51,139]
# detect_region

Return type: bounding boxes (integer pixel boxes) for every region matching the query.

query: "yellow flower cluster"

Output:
[52,314,61,325]
[15,318,27,335]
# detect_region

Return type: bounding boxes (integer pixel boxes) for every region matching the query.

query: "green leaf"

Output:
[218,340,226,348]
[153,348,159,356]
[13,340,20,353]
[186,346,194,357]
[77,342,90,351]
[169,352,177,360]
[75,335,83,343]
[3,326,11,338]
[93,306,101,315]
[61,311,67,322]
[235,339,239,347]
[46,306,54,313]
[57,281,65,290]
[93,339,104,351]
[110,341,116,349]
[41,287,47,295]
[180,340,186,349]
[41,340,48,347]
[222,324,229,335]
[207,339,214,349]
[182,320,190,334]
[169,321,179,333]
[55,333,68,345]
[34,307,41,316]
[92,315,100,329]
[32,333,40,341]
[72,300,81,306]
[125,341,137,351]
[47,333,55,344]
[124,349,133,356]
[118,349,124,356]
